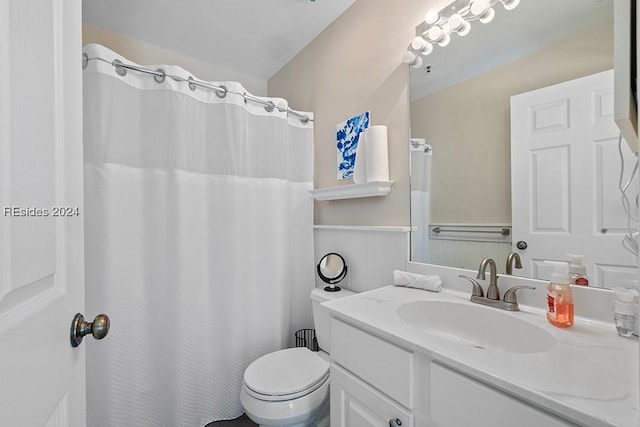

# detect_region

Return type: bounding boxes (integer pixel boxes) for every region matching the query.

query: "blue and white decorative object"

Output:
[336,111,370,180]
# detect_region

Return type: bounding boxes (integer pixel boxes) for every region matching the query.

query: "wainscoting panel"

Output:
[314,226,410,293]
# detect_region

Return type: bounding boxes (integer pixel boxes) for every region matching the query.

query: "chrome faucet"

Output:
[476,257,499,300]
[505,252,523,275]
[458,256,535,311]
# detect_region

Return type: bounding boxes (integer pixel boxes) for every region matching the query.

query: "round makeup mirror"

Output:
[317,253,348,292]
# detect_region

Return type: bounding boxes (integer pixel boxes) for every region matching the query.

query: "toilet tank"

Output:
[311,287,355,354]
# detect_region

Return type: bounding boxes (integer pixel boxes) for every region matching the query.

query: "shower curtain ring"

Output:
[188,77,197,91]
[112,59,127,76]
[154,68,166,84]
[264,101,275,113]
[300,115,310,124]
[82,53,89,70]
[215,85,227,98]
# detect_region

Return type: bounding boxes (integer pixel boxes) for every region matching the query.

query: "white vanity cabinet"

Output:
[330,318,415,427]
[330,317,579,427]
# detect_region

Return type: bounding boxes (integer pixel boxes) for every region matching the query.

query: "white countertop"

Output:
[323,285,640,427]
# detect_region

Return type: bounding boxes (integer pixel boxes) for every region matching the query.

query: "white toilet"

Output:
[240,287,355,427]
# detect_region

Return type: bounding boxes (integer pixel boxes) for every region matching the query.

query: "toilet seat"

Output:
[243,347,329,402]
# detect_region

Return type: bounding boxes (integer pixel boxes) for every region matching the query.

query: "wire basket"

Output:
[295,328,319,352]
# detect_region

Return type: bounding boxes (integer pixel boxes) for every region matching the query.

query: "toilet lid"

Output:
[244,347,329,398]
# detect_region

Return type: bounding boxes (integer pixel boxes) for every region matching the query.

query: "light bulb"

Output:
[471,0,495,24]
[411,37,425,50]
[427,26,451,47]
[425,9,439,25]
[500,0,520,10]
[480,8,495,23]
[403,51,423,67]
[402,50,417,65]
[426,27,441,42]
[411,37,434,55]
[438,31,450,47]
[471,0,489,14]
[448,13,471,36]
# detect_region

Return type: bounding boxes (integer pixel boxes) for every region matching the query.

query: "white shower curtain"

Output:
[82,44,315,426]
[410,142,432,263]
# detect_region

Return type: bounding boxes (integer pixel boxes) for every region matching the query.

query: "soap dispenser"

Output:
[567,254,589,286]
[546,261,574,328]
[613,287,639,338]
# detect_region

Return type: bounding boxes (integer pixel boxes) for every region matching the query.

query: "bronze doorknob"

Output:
[70,313,110,347]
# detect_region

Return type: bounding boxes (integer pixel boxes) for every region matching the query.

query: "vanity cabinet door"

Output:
[331,363,414,427]
[430,363,578,427]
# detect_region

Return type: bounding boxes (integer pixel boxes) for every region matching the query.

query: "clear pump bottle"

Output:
[614,287,638,338]
[546,261,574,328]
[567,254,589,286]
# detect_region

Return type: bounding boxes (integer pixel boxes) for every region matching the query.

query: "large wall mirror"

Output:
[409,0,640,289]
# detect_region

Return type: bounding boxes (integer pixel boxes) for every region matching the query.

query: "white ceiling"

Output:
[410,0,613,100]
[82,0,356,80]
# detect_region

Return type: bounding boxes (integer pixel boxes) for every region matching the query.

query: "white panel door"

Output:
[511,70,638,287]
[0,0,86,425]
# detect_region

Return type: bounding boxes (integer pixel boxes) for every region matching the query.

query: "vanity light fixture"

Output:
[402,0,520,65]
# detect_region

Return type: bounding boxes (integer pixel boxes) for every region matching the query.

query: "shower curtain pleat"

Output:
[82,44,314,426]
[411,149,432,263]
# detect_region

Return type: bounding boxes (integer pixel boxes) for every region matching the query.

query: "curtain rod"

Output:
[82,53,312,125]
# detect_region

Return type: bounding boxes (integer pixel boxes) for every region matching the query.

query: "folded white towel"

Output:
[393,270,442,293]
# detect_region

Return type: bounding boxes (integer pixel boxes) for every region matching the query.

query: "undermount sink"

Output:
[396,300,556,354]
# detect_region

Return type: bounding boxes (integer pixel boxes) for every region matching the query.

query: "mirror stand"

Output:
[317,252,348,292]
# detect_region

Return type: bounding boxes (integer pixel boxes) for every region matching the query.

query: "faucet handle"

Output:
[502,286,535,304]
[458,275,484,298]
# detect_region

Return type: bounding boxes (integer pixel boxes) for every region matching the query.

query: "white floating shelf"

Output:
[310,181,394,201]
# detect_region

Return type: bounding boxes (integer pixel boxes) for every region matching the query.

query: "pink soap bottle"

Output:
[546,261,574,328]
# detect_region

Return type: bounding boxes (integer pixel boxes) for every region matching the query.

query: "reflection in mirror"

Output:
[317,253,348,292]
[409,0,640,289]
